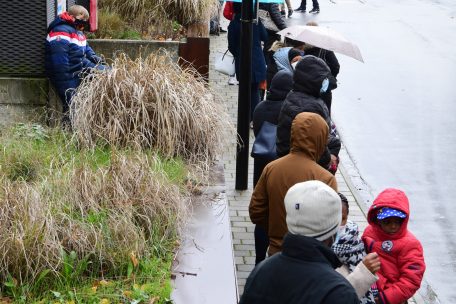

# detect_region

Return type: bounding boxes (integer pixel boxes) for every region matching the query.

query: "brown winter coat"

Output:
[249,112,338,255]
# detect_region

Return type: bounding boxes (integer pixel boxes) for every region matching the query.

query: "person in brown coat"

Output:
[249,112,338,256]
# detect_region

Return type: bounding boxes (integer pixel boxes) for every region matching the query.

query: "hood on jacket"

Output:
[367,188,410,240]
[293,55,334,97]
[47,12,75,33]
[273,47,293,73]
[289,112,328,160]
[267,70,293,101]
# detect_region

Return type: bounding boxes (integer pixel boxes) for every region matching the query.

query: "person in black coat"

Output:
[228,3,268,119]
[276,55,340,170]
[251,70,293,265]
[252,70,293,186]
[259,3,287,54]
[258,3,287,100]
[240,181,359,304]
[304,22,340,114]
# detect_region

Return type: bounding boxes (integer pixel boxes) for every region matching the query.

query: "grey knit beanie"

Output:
[285,181,341,241]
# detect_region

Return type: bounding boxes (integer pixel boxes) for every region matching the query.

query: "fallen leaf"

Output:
[123,290,132,298]
[130,251,139,268]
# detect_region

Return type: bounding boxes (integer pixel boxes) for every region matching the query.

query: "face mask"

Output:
[291,61,298,70]
[320,78,329,93]
[74,18,88,30]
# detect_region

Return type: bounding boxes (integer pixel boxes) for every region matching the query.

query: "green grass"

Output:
[0,124,187,303]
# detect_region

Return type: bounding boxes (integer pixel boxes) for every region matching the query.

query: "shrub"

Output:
[70,51,234,170]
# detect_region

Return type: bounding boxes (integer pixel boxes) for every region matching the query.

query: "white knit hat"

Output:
[285,181,341,241]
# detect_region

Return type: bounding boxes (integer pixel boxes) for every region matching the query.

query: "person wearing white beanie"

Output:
[240,180,358,304]
[285,180,341,242]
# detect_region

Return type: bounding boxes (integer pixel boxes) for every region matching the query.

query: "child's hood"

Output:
[367,188,410,239]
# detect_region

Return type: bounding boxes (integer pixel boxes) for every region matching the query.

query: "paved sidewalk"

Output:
[209,32,367,293]
[208,31,420,303]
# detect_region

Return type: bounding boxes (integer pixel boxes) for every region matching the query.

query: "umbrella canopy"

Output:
[277,25,364,62]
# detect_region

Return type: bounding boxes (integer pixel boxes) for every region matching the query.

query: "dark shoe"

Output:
[288,9,293,17]
[309,7,320,13]
[219,27,227,33]
[294,6,306,12]
[280,10,286,15]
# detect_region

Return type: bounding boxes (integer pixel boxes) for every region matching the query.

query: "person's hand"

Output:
[328,154,339,173]
[363,252,381,274]
[374,297,381,304]
[330,154,338,165]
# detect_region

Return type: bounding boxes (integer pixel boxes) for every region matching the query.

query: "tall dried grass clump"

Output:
[0,182,61,282]
[0,149,187,285]
[99,0,219,26]
[70,51,233,168]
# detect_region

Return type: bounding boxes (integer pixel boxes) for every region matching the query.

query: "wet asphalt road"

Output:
[285,0,456,302]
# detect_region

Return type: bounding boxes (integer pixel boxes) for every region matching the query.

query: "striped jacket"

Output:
[45,12,101,106]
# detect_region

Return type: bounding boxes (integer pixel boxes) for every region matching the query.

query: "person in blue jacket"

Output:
[45,5,104,121]
[228,3,268,120]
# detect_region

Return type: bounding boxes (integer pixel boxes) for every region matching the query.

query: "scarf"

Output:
[332,220,376,304]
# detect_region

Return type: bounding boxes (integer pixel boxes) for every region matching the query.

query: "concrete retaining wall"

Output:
[0,40,181,127]
[0,77,48,126]
[88,39,180,61]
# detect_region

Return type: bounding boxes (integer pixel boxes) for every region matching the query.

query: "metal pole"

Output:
[235,0,255,190]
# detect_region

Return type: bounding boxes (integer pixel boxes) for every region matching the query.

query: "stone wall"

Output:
[0,78,49,126]
[88,39,180,61]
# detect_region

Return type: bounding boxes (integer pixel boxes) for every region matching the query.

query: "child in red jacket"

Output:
[362,188,425,304]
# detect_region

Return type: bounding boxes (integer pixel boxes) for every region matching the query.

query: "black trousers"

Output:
[253,157,275,264]
[299,0,319,9]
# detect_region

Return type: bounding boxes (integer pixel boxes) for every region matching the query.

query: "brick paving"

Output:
[208,26,419,303]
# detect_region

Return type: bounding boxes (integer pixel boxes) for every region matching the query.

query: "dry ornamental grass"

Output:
[0,151,187,285]
[99,0,219,26]
[70,51,233,170]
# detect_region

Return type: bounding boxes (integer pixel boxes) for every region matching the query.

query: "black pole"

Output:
[235,0,255,190]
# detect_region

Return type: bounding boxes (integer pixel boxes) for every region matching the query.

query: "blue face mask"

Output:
[320,78,329,93]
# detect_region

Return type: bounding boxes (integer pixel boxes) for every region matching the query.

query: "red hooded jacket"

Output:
[362,189,425,304]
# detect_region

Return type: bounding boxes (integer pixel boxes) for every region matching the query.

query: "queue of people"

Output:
[46,3,427,304]
[222,2,426,303]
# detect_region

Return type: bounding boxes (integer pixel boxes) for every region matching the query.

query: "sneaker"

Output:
[288,9,293,17]
[309,7,320,13]
[228,76,239,85]
[280,10,286,15]
[219,27,227,33]
[294,6,306,12]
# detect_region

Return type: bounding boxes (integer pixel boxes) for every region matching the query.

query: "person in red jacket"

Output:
[362,189,425,304]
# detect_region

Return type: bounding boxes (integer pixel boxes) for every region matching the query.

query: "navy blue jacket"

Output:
[240,233,359,304]
[45,12,101,105]
[228,14,268,83]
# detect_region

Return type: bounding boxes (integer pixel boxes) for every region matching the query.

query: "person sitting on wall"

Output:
[45,5,105,125]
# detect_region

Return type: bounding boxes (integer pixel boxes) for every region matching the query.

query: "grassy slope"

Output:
[0,124,187,303]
